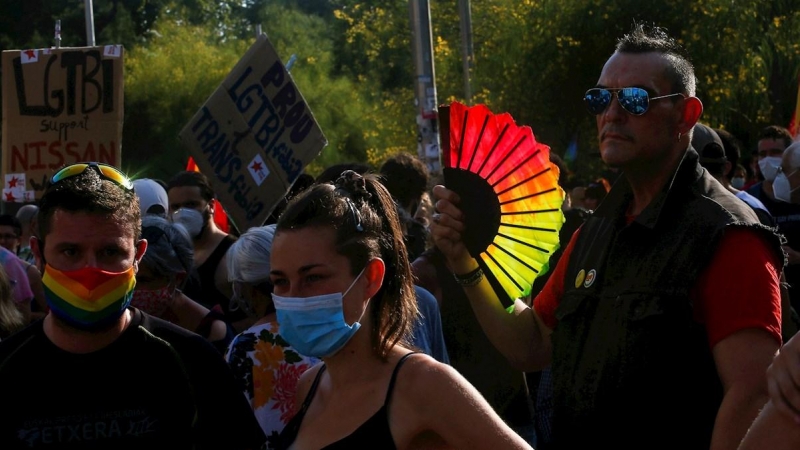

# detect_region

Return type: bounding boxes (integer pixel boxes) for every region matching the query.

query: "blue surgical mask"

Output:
[273,267,367,358]
[731,177,745,190]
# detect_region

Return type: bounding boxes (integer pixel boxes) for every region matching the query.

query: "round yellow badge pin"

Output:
[575,269,586,289]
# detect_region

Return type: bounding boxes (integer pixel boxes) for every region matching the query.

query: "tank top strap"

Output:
[298,364,327,415]
[383,352,420,406]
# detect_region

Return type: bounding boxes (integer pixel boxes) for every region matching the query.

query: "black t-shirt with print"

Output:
[0,308,265,449]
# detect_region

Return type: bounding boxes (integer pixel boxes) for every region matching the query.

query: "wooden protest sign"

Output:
[180,34,327,231]
[1,45,124,202]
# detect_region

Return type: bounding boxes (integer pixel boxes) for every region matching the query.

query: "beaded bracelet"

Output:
[453,266,484,287]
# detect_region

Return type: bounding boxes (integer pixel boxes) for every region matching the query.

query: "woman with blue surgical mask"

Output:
[270,171,530,450]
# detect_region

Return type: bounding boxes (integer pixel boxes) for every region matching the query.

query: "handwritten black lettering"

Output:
[191,109,265,221]
[39,114,90,141]
[289,115,312,144]
[13,50,115,117]
[260,61,284,90]
[226,67,309,181]
[271,83,297,119]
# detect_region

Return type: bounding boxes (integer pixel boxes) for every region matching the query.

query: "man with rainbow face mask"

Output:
[0,162,265,449]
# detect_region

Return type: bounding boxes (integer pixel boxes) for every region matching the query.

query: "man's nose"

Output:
[603,94,627,122]
[83,254,99,268]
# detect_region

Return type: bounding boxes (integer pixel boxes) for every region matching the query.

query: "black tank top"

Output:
[186,234,244,321]
[276,352,419,450]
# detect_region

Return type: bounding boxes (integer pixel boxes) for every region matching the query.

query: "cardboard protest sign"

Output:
[1,45,124,201]
[180,34,327,231]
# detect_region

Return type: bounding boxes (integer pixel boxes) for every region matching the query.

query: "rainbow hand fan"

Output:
[440,102,565,309]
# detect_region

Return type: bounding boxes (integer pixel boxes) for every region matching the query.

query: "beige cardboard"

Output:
[1,46,124,201]
[180,34,328,232]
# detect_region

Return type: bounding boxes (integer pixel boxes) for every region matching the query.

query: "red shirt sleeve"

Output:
[533,227,581,329]
[533,226,782,349]
[692,227,782,348]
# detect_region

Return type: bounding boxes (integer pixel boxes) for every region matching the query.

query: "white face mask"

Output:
[171,208,204,238]
[773,171,799,203]
[759,156,783,182]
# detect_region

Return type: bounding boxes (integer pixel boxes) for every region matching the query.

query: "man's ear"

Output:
[679,96,704,135]
[363,258,386,299]
[134,239,148,270]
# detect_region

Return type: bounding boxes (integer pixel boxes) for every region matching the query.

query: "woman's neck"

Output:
[323,325,383,387]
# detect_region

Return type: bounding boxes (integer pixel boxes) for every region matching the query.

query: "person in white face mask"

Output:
[773,141,800,205]
[699,128,799,342]
[740,141,800,449]
[166,171,246,332]
[744,127,800,331]
[746,125,794,202]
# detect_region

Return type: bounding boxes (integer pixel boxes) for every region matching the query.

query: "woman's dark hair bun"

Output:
[334,170,372,202]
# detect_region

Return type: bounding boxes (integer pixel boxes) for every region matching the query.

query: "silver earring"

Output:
[677,132,682,142]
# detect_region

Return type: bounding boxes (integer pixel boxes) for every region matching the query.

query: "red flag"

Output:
[790,75,800,141]
[186,157,231,233]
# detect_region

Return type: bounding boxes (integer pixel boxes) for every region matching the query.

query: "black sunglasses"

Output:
[584,87,685,116]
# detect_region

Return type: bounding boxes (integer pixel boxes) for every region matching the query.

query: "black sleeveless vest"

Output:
[549,149,782,449]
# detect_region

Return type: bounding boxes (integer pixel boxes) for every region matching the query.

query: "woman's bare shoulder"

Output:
[296,361,326,397]
[391,352,464,399]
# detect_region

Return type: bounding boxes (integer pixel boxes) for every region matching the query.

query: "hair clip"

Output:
[345,198,364,232]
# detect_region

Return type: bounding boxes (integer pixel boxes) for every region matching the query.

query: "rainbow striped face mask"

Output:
[42,264,137,330]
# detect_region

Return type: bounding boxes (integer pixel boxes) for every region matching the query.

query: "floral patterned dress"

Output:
[225,321,319,449]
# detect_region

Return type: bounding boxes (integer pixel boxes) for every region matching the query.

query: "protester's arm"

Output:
[430,185,552,371]
[697,229,783,450]
[767,332,800,421]
[711,329,778,450]
[738,400,800,450]
[399,354,532,449]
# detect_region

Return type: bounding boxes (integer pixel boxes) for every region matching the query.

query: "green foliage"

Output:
[1,0,798,184]
[0,0,168,51]
[682,0,800,142]
[123,20,248,180]
[251,2,386,176]
[447,0,800,181]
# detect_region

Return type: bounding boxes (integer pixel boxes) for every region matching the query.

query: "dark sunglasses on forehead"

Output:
[584,87,686,116]
[50,162,134,190]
